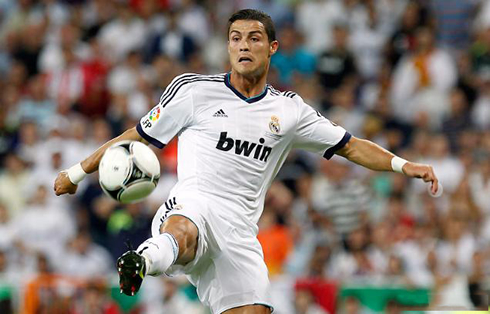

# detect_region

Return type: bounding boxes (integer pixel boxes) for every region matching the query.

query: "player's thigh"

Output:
[159,215,199,265]
[222,304,271,314]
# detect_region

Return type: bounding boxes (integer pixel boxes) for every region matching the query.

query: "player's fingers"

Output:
[429,168,439,194]
[430,175,438,194]
[55,185,63,196]
[54,179,60,195]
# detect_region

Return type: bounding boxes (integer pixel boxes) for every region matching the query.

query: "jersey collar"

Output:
[224,72,268,104]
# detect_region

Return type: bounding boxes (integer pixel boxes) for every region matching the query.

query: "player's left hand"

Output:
[402,162,439,194]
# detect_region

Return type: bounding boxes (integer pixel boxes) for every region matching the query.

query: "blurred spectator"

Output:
[384,299,402,314]
[0,0,35,45]
[384,255,410,285]
[28,147,66,198]
[375,0,410,32]
[9,74,56,131]
[391,27,457,128]
[338,296,364,314]
[0,153,31,218]
[369,221,392,275]
[428,247,473,309]
[177,0,210,47]
[54,230,113,279]
[469,158,490,219]
[0,104,16,164]
[471,78,490,129]
[107,202,152,260]
[468,250,487,309]
[23,253,77,314]
[386,0,428,67]
[108,50,150,96]
[73,118,112,166]
[430,0,477,50]
[11,21,45,78]
[294,288,328,314]
[394,222,437,287]
[46,45,83,112]
[349,1,390,79]
[436,214,476,275]
[259,182,294,277]
[76,38,110,118]
[146,10,197,63]
[310,157,370,240]
[296,0,348,54]
[40,0,70,27]
[78,190,114,248]
[145,277,205,314]
[327,84,366,136]
[442,88,471,152]
[330,227,380,281]
[0,250,14,314]
[242,0,293,28]
[382,194,415,238]
[316,24,357,93]
[98,2,147,62]
[455,51,478,105]
[15,122,45,168]
[13,185,75,260]
[75,281,121,314]
[471,26,490,82]
[271,25,316,87]
[414,134,464,195]
[0,204,14,250]
[39,23,90,74]
[295,246,338,314]
[258,209,294,277]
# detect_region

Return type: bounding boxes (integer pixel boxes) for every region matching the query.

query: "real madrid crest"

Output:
[269,116,281,134]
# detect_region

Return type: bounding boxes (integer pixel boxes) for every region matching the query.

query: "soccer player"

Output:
[54,9,439,314]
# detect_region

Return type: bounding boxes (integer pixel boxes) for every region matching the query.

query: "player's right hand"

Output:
[54,171,78,195]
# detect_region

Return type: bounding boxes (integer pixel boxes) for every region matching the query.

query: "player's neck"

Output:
[229,70,267,99]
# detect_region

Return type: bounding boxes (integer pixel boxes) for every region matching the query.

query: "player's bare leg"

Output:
[159,215,199,265]
[223,304,272,314]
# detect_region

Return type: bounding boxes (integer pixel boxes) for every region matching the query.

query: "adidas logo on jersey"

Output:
[216,132,272,162]
[213,109,228,117]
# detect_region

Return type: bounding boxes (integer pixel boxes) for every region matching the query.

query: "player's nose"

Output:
[239,40,250,51]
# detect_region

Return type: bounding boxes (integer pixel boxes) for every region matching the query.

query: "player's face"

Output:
[228,20,278,78]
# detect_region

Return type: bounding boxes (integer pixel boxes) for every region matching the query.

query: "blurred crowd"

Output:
[0,0,490,313]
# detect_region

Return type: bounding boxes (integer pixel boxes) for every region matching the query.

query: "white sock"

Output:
[136,233,179,276]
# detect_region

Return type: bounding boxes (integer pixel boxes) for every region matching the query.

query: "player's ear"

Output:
[269,40,279,57]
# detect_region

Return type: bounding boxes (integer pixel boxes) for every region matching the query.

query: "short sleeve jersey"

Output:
[137,73,351,225]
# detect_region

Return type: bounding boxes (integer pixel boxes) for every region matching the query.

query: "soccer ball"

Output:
[99,141,160,203]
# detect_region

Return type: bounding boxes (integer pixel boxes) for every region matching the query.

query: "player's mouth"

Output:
[238,56,253,64]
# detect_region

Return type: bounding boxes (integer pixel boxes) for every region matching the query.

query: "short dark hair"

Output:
[227,9,276,42]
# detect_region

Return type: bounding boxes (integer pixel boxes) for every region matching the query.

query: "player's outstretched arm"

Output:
[54,127,149,196]
[336,136,440,194]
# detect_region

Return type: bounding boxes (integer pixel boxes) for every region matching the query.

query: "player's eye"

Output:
[232,37,240,42]
[251,37,259,42]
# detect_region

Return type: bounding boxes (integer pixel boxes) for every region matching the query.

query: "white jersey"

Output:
[137,73,351,227]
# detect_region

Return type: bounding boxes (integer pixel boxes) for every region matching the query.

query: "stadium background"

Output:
[0,0,489,313]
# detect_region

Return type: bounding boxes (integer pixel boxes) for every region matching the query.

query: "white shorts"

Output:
[151,193,273,314]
